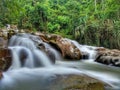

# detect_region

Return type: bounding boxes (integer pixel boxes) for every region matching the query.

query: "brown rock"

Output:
[0,48,12,71]
[0,37,7,48]
[38,34,82,60]
[49,74,105,90]
[0,58,6,71]
[7,30,16,39]
[46,48,56,63]
[95,47,120,67]
[0,71,3,79]
[48,35,81,59]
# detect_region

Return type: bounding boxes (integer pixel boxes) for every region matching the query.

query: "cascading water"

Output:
[43,43,62,60]
[32,49,52,67]
[70,39,97,59]
[8,47,22,69]
[57,60,120,90]
[9,34,37,50]
[8,33,53,68]
[0,33,120,90]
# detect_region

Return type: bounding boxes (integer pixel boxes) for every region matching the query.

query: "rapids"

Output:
[0,33,120,90]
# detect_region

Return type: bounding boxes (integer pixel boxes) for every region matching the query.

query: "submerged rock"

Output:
[48,74,104,90]
[0,67,106,90]
[81,52,89,59]
[95,48,120,67]
[45,48,56,63]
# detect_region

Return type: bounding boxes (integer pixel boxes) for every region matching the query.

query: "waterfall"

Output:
[8,47,22,69]
[9,35,37,50]
[8,46,34,69]
[32,49,52,67]
[8,33,53,69]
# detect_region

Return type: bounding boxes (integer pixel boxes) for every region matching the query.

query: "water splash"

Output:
[44,43,62,60]
[32,49,53,67]
[8,47,21,70]
[8,46,34,69]
[8,33,55,68]
[71,40,97,59]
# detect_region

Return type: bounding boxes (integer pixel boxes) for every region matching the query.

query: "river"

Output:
[0,33,119,90]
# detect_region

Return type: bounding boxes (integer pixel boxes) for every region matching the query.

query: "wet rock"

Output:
[37,33,82,60]
[95,48,120,67]
[0,30,8,39]
[0,37,7,48]
[55,38,81,59]
[81,52,89,59]
[46,48,56,64]
[49,74,104,90]
[0,71,3,79]
[38,43,56,63]
[7,30,16,39]
[38,44,55,63]
[28,34,56,63]
[0,48,12,71]
[0,58,6,70]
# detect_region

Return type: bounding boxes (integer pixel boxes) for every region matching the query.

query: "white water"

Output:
[8,47,22,69]
[71,39,97,59]
[9,36,36,50]
[44,43,62,60]
[0,67,82,90]
[32,49,52,67]
[8,46,53,69]
[0,33,120,90]
[57,60,120,90]
[8,33,54,68]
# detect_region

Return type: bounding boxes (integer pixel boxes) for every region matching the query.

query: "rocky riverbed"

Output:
[0,27,120,90]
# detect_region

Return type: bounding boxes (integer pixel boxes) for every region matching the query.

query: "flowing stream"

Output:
[57,60,120,90]
[0,33,120,90]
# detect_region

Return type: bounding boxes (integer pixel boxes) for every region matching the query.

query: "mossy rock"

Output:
[48,74,104,90]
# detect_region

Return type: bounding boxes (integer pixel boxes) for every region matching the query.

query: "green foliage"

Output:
[0,0,120,48]
[0,0,23,25]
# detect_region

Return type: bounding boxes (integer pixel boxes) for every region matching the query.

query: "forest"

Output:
[0,0,120,49]
[0,1,120,90]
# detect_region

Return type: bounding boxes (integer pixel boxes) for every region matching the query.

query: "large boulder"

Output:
[0,48,12,71]
[0,36,11,71]
[47,74,105,90]
[95,47,120,67]
[36,33,82,60]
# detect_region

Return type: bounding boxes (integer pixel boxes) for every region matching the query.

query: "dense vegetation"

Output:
[0,0,120,49]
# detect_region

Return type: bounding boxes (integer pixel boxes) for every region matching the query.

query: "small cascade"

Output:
[9,35,37,50]
[28,34,62,60]
[8,46,34,69]
[8,47,22,69]
[44,43,62,60]
[71,40,97,59]
[8,33,54,69]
